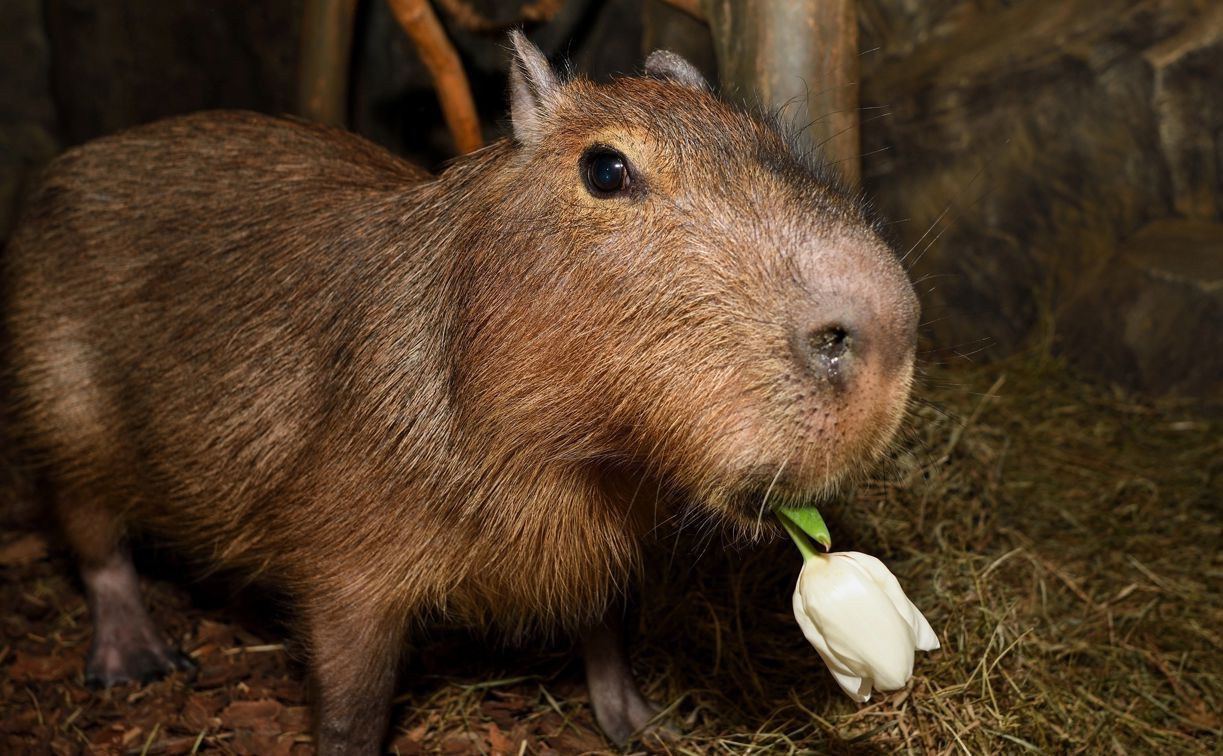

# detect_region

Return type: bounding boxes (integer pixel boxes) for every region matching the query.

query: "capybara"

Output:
[2,33,918,754]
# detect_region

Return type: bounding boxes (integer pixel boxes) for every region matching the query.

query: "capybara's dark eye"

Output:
[582,148,630,197]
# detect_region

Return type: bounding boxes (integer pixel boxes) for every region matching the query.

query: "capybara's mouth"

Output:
[711,476,841,533]
[698,439,891,533]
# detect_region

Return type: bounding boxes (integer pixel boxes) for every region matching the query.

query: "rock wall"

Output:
[858,0,1221,397]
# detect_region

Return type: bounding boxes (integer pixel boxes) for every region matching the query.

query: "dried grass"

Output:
[2,351,1219,754]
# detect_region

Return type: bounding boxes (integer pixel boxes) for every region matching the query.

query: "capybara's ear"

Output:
[508,30,559,146]
[644,50,709,91]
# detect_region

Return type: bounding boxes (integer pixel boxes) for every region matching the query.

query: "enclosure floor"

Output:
[2,354,1218,754]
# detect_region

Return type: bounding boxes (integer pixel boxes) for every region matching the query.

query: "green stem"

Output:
[777,513,819,561]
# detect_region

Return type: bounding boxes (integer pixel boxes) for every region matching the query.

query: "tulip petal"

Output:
[798,556,915,690]
[792,582,866,679]
[828,667,872,703]
[791,586,829,653]
[795,585,873,701]
[842,552,911,616]
[842,552,940,651]
[794,573,876,681]
[912,610,941,651]
[790,552,941,703]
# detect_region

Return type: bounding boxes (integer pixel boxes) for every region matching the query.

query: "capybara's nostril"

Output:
[810,325,851,363]
[799,322,857,389]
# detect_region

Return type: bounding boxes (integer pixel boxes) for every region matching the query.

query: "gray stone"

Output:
[857,0,1220,382]
[1058,219,1222,398]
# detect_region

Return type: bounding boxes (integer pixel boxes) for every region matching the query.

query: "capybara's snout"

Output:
[654,226,921,525]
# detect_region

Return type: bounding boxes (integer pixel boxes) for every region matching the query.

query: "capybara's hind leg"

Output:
[582,609,663,745]
[80,550,194,686]
[58,497,192,686]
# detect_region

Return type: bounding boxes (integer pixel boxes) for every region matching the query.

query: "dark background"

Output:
[2,0,1220,400]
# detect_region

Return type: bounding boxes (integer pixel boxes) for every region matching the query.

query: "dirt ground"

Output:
[1,352,1219,754]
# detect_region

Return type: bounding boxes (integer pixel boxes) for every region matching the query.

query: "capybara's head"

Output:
[449,33,918,533]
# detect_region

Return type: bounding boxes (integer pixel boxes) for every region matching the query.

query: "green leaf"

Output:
[777,514,818,561]
[776,506,832,551]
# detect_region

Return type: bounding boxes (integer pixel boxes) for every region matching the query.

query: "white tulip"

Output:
[791,551,940,702]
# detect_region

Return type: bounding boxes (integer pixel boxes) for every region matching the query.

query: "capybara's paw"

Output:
[84,636,195,688]
[596,693,667,747]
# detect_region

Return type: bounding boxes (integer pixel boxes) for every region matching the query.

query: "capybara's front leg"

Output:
[306,598,405,756]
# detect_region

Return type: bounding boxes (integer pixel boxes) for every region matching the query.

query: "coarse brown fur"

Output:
[1,37,917,754]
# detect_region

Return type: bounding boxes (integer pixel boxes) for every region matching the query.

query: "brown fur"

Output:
[2,38,917,754]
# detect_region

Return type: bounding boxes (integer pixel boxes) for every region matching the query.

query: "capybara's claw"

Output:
[85,640,192,688]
